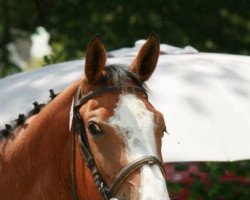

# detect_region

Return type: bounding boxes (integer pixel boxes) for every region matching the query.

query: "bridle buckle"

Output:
[147,160,155,165]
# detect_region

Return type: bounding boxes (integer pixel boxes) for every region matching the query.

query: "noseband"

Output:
[71,85,166,200]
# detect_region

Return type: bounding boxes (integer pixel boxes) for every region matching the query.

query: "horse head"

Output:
[73,34,170,200]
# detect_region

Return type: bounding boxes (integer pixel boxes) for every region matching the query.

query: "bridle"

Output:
[71,85,167,200]
[71,85,166,200]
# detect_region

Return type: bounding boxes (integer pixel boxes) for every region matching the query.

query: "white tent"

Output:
[1,42,250,162]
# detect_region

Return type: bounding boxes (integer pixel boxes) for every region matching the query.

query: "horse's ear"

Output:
[129,33,160,82]
[85,35,106,84]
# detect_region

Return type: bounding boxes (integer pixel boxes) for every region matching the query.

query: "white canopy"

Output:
[0,43,250,162]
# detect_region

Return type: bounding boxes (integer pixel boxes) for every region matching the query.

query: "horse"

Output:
[0,33,171,200]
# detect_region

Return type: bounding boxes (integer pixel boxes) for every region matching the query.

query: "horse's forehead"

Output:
[84,92,151,117]
[83,93,120,120]
[109,93,154,125]
[108,93,158,161]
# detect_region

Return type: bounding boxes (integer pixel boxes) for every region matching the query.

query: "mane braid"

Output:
[0,90,59,140]
[0,67,146,140]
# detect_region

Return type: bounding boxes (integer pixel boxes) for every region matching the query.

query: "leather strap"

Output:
[71,85,166,200]
[109,156,166,196]
[71,125,79,200]
[74,109,110,200]
[74,85,148,109]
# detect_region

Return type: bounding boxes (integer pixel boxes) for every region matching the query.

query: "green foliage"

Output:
[0,1,250,198]
[167,161,250,199]
[0,46,21,77]
[1,0,250,77]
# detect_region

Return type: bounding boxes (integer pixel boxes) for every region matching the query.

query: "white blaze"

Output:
[108,94,170,200]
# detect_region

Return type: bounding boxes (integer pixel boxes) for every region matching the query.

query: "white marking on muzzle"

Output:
[108,94,170,200]
[140,165,170,200]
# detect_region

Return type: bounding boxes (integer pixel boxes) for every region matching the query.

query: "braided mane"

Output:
[0,89,58,140]
[0,65,146,140]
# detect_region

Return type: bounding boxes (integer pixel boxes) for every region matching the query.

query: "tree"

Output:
[1,0,250,77]
[0,1,250,198]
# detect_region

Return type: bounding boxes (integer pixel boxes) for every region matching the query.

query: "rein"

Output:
[71,85,166,200]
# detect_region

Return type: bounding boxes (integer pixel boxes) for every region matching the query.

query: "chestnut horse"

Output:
[0,34,170,200]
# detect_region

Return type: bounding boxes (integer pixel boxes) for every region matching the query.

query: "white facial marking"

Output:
[140,166,170,200]
[108,94,157,160]
[108,94,170,200]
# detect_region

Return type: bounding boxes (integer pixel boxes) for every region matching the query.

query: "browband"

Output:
[74,85,148,109]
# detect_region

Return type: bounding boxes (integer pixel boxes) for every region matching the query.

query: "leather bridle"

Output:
[71,85,166,200]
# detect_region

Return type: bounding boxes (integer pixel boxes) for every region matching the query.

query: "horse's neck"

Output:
[0,81,80,199]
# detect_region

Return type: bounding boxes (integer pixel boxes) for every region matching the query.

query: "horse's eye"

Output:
[87,122,103,136]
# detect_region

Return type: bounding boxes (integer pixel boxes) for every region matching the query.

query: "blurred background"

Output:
[1,0,250,77]
[0,0,250,199]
